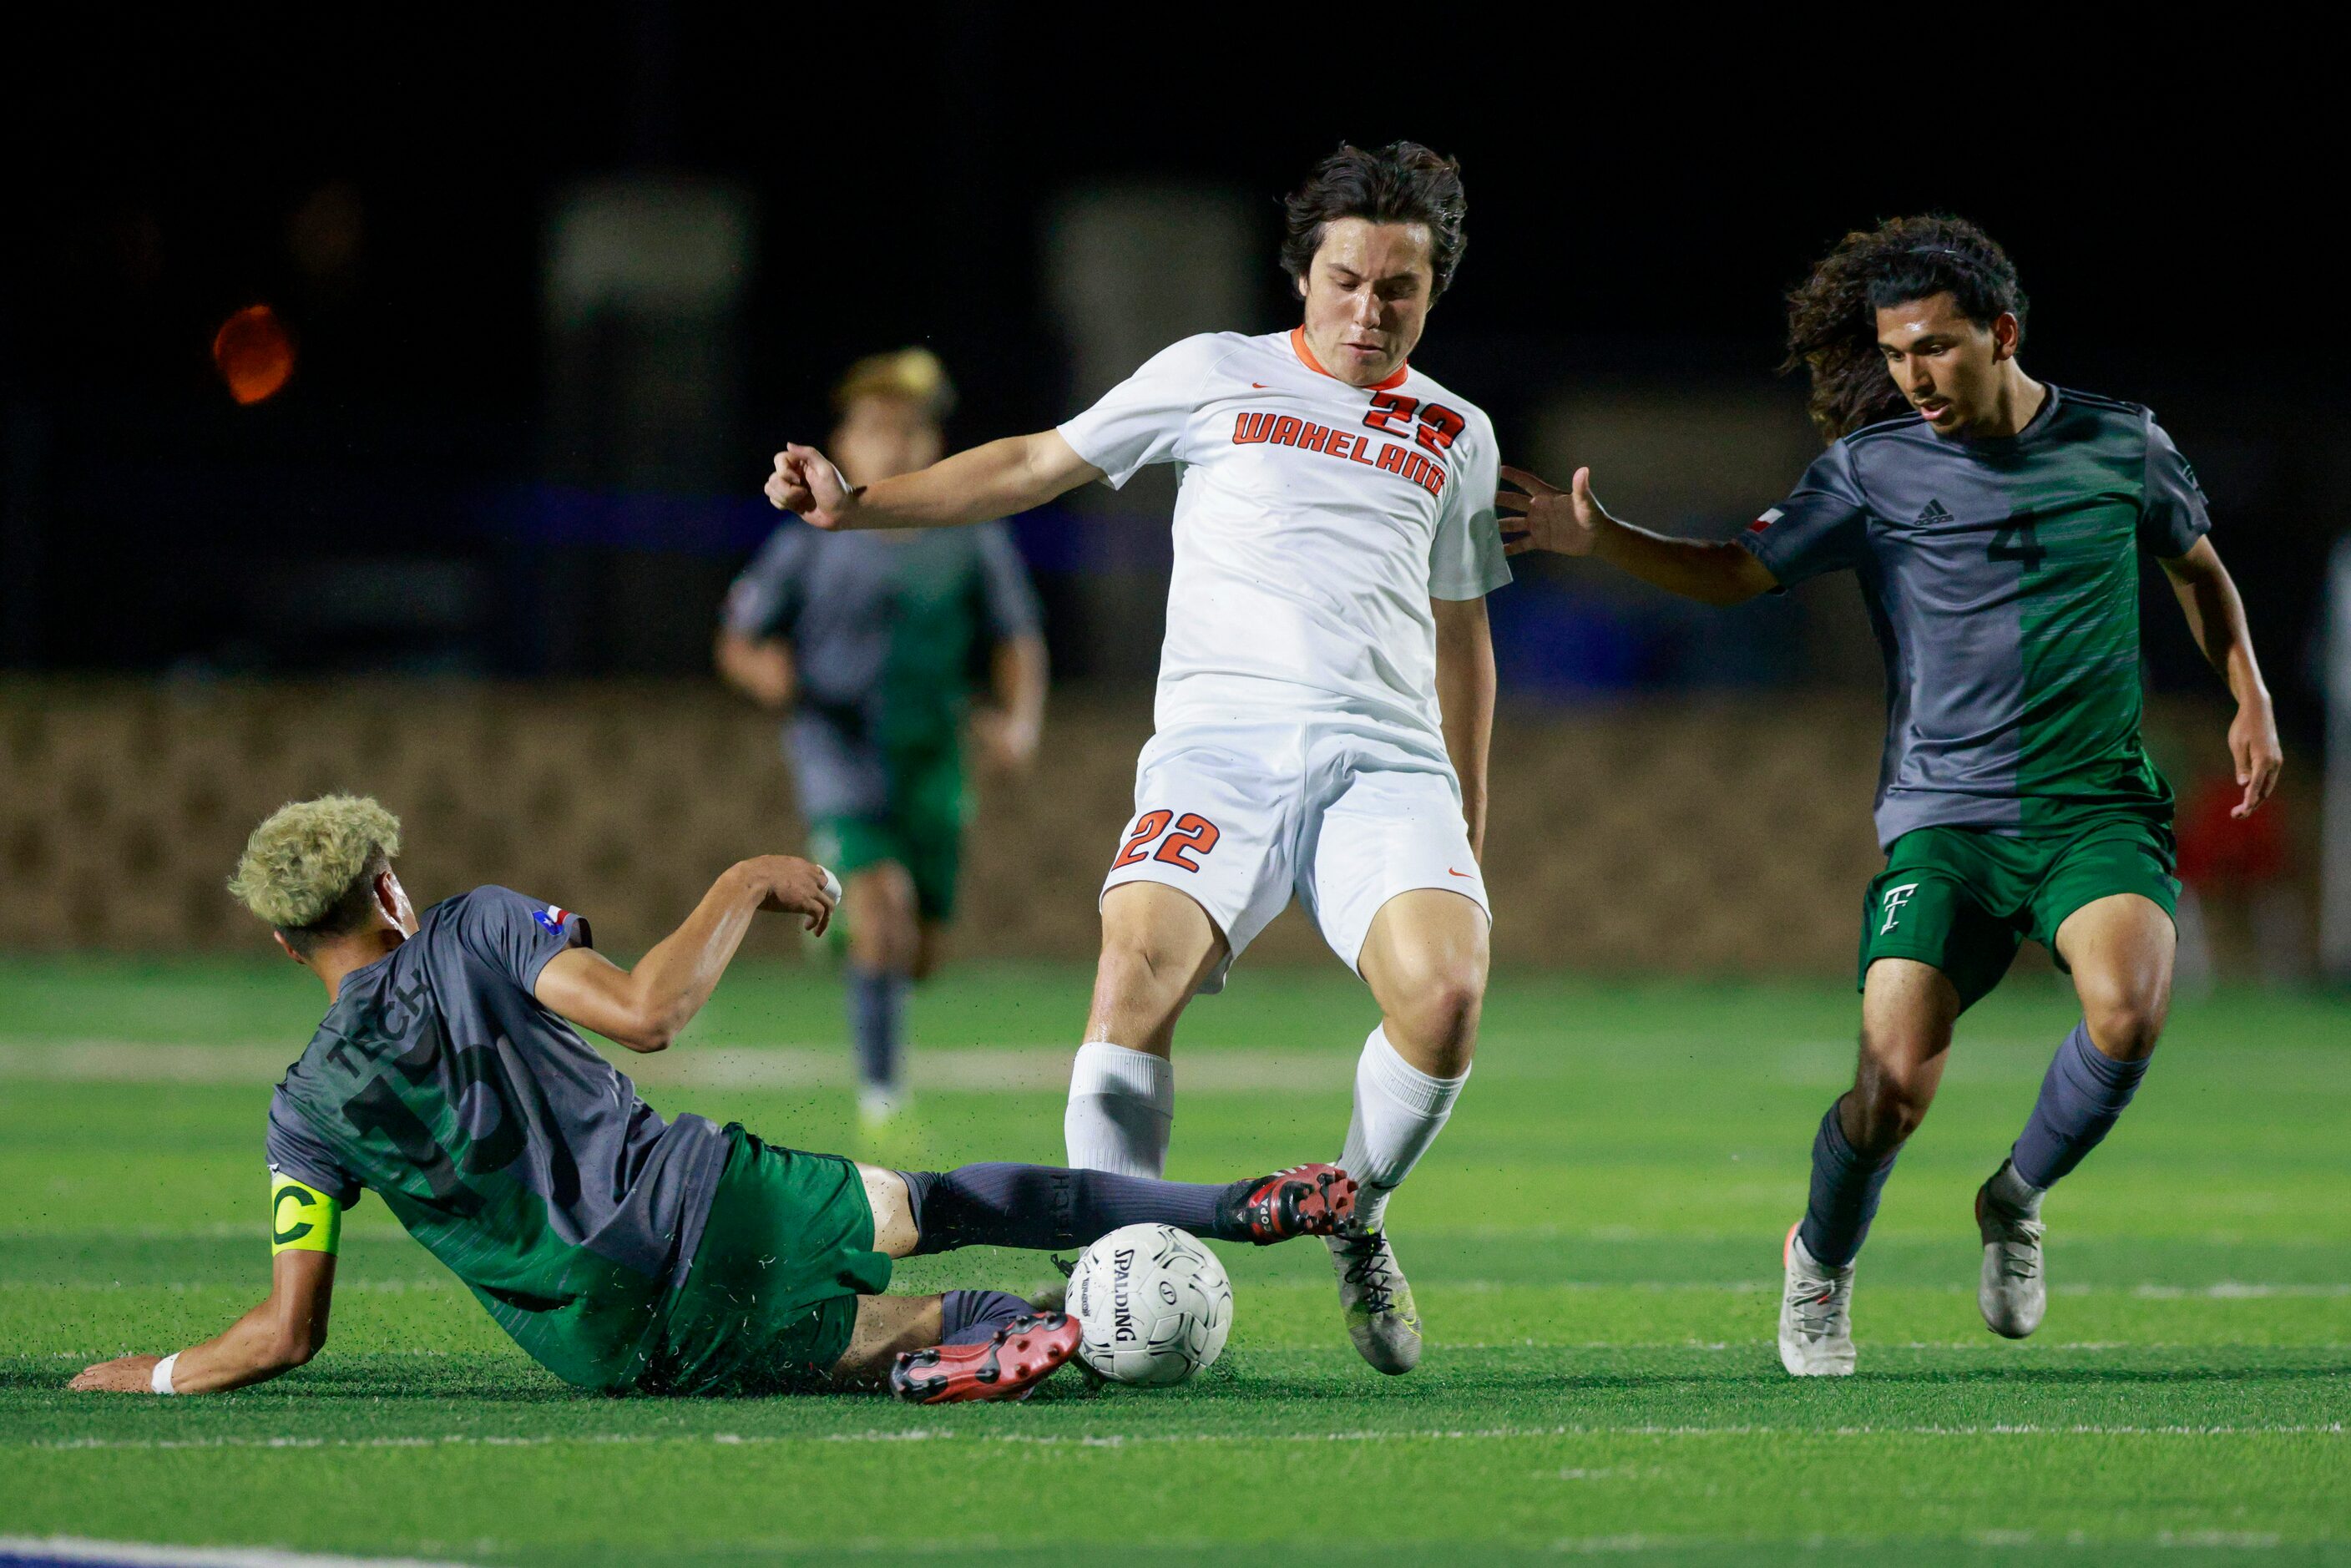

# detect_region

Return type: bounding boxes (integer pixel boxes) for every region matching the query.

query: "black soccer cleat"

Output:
[1229,1163,1358,1244]
[888,1312,1081,1404]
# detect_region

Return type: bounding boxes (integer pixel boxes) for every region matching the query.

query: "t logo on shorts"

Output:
[1879,882,1921,934]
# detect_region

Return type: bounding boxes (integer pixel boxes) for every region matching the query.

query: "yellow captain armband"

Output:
[270,1171,342,1257]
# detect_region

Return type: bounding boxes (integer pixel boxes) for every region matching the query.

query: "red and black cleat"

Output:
[1231,1163,1358,1244]
[888,1312,1081,1404]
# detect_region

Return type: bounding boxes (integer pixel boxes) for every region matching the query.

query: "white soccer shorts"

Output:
[1099,721,1492,993]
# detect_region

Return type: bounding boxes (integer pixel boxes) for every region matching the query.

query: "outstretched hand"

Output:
[2227,700,2284,818]
[765,445,860,529]
[1498,465,1610,557]
[69,1354,162,1393]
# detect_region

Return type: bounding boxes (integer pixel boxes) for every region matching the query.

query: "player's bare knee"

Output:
[1096,931,1188,999]
[1852,1036,1938,1153]
[1845,1078,1927,1156]
[852,916,918,974]
[2081,994,2166,1062]
[1086,937,1199,1049]
[847,869,919,969]
[1382,964,1482,1075]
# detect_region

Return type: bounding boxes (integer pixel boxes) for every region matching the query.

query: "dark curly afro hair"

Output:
[1782,215,2027,442]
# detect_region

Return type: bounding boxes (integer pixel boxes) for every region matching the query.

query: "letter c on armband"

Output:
[270,1172,341,1256]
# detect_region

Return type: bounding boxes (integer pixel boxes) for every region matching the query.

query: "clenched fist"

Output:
[765,445,861,530]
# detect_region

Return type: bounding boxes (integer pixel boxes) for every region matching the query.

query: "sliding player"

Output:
[765,142,1507,1374]
[719,347,1047,1135]
[1499,217,2282,1375]
[67,796,1353,1404]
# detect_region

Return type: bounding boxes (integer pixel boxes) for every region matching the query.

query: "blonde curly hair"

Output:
[227,794,402,943]
[831,346,955,420]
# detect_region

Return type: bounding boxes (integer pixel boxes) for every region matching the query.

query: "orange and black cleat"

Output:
[1229,1163,1358,1244]
[888,1312,1081,1404]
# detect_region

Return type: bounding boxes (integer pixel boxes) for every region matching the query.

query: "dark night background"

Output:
[3,14,2333,738]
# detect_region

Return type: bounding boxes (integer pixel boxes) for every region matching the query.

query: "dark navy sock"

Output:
[938,1288,1034,1345]
[1797,1097,1900,1268]
[847,964,908,1094]
[2010,1020,2151,1190]
[899,1163,1244,1256]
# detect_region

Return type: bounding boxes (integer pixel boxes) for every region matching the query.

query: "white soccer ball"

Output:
[1064,1222,1232,1386]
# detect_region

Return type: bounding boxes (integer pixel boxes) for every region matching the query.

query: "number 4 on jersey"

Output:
[1111,810,1222,873]
[1987,517,2047,570]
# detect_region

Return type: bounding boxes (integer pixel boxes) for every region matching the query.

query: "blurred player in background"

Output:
[1501,216,2283,1376]
[766,143,1507,1376]
[69,797,1352,1405]
[719,349,1047,1135]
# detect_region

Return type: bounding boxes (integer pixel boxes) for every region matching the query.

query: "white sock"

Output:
[1064,1042,1174,1176]
[1338,1024,1468,1232]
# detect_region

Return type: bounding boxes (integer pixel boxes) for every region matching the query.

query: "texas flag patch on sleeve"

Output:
[533,905,572,936]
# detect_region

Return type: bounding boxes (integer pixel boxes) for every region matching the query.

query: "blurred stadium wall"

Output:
[0,682,2302,979]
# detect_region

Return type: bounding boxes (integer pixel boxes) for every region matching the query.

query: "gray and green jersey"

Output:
[1739,387,2210,848]
[722,522,1041,820]
[264,887,728,1392]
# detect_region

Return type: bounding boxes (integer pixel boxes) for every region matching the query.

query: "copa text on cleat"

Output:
[888,1312,1082,1404]
[1231,1163,1358,1244]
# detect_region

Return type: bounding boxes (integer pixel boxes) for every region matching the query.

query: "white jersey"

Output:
[1058,328,1509,747]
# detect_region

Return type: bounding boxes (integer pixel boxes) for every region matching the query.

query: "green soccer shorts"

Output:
[808,748,968,923]
[635,1125,893,1396]
[1858,816,2180,1012]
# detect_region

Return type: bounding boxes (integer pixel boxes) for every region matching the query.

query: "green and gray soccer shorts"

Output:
[808,747,969,923]
[1858,815,2179,1012]
[635,1125,893,1396]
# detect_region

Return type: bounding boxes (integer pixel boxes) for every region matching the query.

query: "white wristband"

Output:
[150,1353,179,1394]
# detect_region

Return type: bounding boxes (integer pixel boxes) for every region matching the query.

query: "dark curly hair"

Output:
[1782,215,2028,442]
[1280,141,1468,300]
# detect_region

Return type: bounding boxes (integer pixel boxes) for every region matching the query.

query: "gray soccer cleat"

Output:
[1329,1227,1422,1374]
[1778,1222,1857,1377]
[1975,1161,2047,1339]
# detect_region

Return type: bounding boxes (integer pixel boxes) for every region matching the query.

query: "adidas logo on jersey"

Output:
[1917,499,1954,525]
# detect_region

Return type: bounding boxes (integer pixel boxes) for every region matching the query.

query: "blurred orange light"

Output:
[212,305,295,404]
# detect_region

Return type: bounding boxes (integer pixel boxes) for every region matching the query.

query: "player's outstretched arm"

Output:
[1433,596,1496,857]
[534,857,839,1052]
[766,431,1103,533]
[70,1249,335,1394]
[2160,538,2283,817]
[1499,465,1778,607]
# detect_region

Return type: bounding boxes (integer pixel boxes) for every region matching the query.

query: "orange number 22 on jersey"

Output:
[1110,810,1222,873]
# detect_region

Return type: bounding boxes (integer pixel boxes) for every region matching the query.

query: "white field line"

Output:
[1,1278,463,1293]
[18,1423,2347,1454]
[0,1538,473,1568]
[7,1272,2343,1302]
[23,1353,2351,1363]
[0,1041,1350,1094]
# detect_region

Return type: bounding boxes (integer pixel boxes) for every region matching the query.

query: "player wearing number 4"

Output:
[766,142,1508,1374]
[68,797,1353,1404]
[1502,217,2283,1376]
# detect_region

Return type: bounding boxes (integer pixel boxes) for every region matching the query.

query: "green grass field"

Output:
[2,956,2345,1565]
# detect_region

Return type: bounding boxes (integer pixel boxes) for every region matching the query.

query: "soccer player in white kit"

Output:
[765,143,1506,1374]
